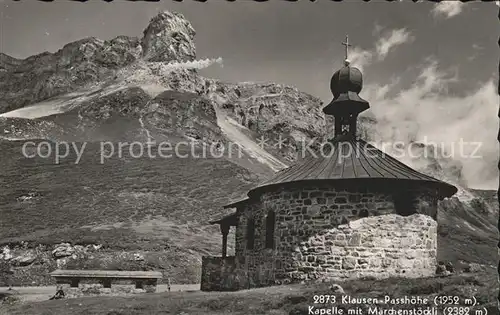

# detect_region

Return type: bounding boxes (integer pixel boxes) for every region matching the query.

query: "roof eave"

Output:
[209,212,239,226]
[223,198,250,209]
[248,178,458,199]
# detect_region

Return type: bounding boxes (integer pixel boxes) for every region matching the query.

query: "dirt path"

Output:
[0,284,200,303]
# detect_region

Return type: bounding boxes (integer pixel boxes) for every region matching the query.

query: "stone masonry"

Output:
[201,256,238,291]
[202,184,439,291]
[58,279,157,298]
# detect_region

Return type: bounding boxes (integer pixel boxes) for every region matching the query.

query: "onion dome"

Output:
[323,58,369,117]
[330,59,363,99]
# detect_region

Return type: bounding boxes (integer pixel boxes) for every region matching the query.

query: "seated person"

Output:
[49,286,65,300]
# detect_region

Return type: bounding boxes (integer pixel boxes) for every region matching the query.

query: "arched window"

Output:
[394,192,416,216]
[265,211,275,249]
[246,218,255,250]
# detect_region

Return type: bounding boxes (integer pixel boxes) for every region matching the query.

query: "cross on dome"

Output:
[341,35,352,66]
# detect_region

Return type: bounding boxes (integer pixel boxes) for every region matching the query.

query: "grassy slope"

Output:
[0,139,259,283]
[2,267,497,315]
[438,196,498,265]
[0,140,255,238]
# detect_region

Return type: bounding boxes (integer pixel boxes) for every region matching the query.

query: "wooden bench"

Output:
[50,270,163,293]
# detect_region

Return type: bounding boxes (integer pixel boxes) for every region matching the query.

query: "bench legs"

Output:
[70,278,79,288]
[144,279,157,293]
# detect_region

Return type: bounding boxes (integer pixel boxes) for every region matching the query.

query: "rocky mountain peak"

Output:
[0,11,199,114]
[141,11,196,63]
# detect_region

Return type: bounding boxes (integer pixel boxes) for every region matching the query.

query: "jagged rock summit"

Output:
[141,11,196,63]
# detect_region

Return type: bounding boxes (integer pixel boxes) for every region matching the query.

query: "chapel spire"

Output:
[323,35,370,137]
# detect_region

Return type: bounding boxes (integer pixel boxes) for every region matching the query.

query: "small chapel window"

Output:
[394,192,416,216]
[265,211,275,249]
[246,218,255,250]
[359,209,369,218]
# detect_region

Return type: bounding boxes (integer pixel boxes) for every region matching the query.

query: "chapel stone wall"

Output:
[228,185,438,289]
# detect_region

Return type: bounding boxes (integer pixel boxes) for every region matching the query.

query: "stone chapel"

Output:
[201,38,458,291]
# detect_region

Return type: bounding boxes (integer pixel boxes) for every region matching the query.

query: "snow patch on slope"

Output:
[0,84,127,119]
[212,100,287,173]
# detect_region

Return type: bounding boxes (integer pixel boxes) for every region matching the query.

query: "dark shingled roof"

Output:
[246,133,457,200]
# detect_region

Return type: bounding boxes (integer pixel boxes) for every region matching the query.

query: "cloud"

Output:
[372,23,384,36]
[432,2,465,19]
[159,57,224,71]
[349,47,374,73]
[375,29,413,60]
[472,44,483,50]
[467,44,483,61]
[348,28,412,71]
[361,60,498,189]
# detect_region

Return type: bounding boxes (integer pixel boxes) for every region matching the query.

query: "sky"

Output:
[0,1,499,189]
